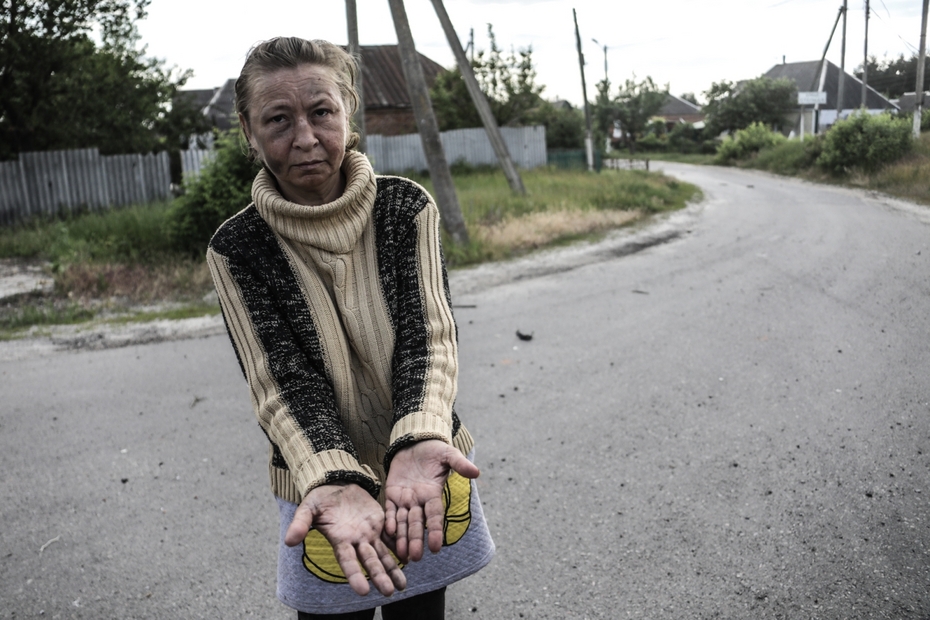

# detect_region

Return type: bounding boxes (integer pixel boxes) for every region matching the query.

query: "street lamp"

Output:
[591,38,608,82]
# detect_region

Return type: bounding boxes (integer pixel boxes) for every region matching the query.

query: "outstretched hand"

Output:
[285,483,406,597]
[384,440,480,563]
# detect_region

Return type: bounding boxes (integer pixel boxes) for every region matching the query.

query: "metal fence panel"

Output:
[0,148,171,226]
[181,149,216,181]
[366,125,547,174]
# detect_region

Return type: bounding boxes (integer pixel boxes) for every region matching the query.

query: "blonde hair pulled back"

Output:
[235,37,361,161]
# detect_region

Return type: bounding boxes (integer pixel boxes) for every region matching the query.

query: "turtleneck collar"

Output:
[252,150,377,253]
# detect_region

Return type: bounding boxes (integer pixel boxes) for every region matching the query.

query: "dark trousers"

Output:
[296,587,445,620]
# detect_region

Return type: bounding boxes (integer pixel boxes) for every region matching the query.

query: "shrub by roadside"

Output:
[713,111,930,207]
[715,122,787,164]
[166,129,259,257]
[816,111,912,174]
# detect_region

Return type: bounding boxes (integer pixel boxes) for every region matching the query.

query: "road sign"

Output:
[798,91,827,105]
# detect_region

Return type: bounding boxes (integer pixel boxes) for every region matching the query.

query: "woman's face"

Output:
[241,64,349,205]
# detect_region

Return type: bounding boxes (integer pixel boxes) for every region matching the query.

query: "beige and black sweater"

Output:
[207,151,473,505]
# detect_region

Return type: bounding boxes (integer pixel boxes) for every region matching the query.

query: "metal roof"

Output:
[763,60,898,111]
[358,45,446,109]
[181,45,447,124]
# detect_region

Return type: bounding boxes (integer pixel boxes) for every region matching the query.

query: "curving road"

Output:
[1,163,928,619]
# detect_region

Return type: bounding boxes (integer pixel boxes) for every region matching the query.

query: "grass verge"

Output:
[726,131,930,206]
[0,166,699,339]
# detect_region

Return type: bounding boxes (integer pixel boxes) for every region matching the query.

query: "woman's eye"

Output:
[271,115,286,123]
[314,108,331,117]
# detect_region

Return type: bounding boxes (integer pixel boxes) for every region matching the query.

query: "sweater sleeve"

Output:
[207,218,380,500]
[382,191,460,468]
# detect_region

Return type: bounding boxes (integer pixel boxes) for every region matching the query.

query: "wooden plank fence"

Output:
[0,148,170,226]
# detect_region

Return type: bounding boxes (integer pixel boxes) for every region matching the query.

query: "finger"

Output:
[357,543,396,597]
[384,500,398,537]
[424,496,446,554]
[284,503,314,547]
[446,449,480,479]
[406,505,425,562]
[394,508,409,562]
[333,544,371,597]
[375,539,407,592]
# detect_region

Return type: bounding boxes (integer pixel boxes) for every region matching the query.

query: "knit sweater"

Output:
[207,150,473,505]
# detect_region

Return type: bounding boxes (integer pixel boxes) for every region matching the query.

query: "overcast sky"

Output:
[136,0,926,105]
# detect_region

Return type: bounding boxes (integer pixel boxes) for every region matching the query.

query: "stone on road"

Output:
[1,163,928,619]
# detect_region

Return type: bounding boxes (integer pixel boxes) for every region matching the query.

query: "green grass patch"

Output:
[734,131,930,206]
[105,302,222,325]
[0,201,176,265]
[403,166,698,267]
[0,297,95,336]
[0,166,698,333]
[620,152,716,165]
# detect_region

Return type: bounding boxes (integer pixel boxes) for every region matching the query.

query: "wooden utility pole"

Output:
[345,0,366,152]
[573,8,594,171]
[837,0,847,118]
[387,0,469,244]
[810,6,843,135]
[913,0,929,138]
[862,0,870,107]
[430,0,525,195]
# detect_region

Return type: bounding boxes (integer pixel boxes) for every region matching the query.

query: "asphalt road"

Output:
[2,163,929,619]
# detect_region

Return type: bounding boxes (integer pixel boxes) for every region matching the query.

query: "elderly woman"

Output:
[206,37,493,619]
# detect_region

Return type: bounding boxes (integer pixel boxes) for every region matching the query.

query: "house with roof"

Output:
[653,94,705,129]
[762,60,898,135]
[180,45,446,144]
[893,91,930,114]
[359,45,445,135]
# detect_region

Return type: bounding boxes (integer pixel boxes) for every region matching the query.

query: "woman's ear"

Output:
[238,113,254,146]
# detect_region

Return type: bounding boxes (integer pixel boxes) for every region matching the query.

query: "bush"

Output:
[668,122,703,153]
[525,100,585,149]
[751,137,823,175]
[636,133,667,152]
[166,129,260,256]
[816,111,912,174]
[714,122,786,163]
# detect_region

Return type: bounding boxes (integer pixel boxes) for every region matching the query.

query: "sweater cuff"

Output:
[384,412,453,471]
[292,449,381,499]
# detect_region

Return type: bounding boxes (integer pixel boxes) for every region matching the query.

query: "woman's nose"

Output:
[293,118,318,149]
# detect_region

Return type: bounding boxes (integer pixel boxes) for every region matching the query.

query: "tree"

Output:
[430,24,543,130]
[702,76,796,137]
[592,76,667,153]
[525,100,584,149]
[856,53,930,100]
[0,0,208,160]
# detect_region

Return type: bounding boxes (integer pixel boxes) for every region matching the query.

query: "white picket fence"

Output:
[0,148,170,226]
